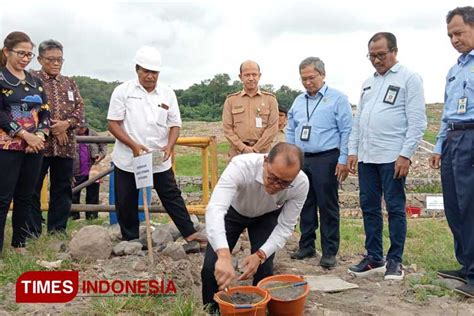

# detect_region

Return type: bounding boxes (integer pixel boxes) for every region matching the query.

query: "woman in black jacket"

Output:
[0,31,50,254]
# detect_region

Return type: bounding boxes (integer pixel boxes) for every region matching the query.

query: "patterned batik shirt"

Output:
[31,70,84,158]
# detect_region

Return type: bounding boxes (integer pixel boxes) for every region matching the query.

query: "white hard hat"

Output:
[133,46,162,71]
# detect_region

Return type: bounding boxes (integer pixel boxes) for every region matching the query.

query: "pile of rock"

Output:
[68,214,207,262]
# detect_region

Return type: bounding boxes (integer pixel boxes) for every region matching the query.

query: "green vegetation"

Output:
[410,183,442,194]
[182,184,202,193]
[74,75,301,131]
[337,218,457,271]
[174,142,229,176]
[89,294,202,315]
[0,214,459,311]
[73,76,121,132]
[337,218,458,302]
[424,103,443,145]
[423,130,438,144]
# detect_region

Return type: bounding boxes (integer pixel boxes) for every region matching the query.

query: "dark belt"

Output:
[304,148,339,157]
[243,141,257,146]
[449,122,474,131]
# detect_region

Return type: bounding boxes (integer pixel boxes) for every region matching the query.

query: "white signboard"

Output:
[426,196,444,210]
[133,152,153,189]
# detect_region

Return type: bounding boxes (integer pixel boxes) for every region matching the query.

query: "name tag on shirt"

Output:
[159,103,169,110]
[67,90,74,101]
[300,125,311,141]
[383,85,400,105]
[256,117,263,128]
[458,97,467,114]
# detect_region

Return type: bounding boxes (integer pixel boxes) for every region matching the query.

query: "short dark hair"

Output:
[278,105,288,114]
[368,32,397,50]
[1,31,34,67]
[267,142,303,170]
[38,39,63,56]
[447,6,474,26]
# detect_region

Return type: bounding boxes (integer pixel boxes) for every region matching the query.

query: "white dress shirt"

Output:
[107,79,181,173]
[349,63,427,163]
[205,153,309,257]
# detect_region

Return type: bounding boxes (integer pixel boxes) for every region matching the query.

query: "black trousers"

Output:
[201,206,281,311]
[0,150,43,252]
[29,156,73,236]
[441,129,474,284]
[114,167,196,241]
[71,175,99,220]
[298,149,340,256]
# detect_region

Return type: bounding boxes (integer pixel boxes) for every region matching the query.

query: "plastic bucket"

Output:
[214,285,270,316]
[406,206,422,218]
[257,274,309,316]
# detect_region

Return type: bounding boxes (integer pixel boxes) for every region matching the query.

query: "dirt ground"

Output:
[5,232,474,316]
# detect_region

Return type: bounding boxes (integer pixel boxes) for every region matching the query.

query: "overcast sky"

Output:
[1,0,472,104]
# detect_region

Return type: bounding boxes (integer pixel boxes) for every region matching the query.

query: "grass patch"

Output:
[410,183,442,194]
[423,130,437,144]
[334,218,458,273]
[174,142,229,176]
[88,294,204,315]
[182,184,203,193]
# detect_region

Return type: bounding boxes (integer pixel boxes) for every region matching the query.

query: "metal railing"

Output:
[40,135,219,216]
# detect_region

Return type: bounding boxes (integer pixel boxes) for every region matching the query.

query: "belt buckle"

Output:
[449,122,455,130]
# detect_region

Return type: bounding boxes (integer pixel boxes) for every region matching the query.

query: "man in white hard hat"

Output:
[107,46,207,244]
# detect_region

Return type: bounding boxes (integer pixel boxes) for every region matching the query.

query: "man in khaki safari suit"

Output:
[222,60,279,158]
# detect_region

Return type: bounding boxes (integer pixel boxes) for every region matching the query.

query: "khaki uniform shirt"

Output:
[272,129,286,148]
[222,89,278,157]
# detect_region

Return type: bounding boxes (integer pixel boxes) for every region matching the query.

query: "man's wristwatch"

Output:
[255,249,266,264]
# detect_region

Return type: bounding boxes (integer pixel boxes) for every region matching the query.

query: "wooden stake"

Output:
[143,188,154,263]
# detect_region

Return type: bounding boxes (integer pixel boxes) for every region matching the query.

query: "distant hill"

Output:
[73,75,442,142]
[73,74,302,132]
[72,76,121,132]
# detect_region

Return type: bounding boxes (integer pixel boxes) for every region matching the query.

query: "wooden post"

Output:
[201,147,209,204]
[209,136,218,191]
[142,188,154,263]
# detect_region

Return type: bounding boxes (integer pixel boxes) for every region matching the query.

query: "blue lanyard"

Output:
[305,86,327,123]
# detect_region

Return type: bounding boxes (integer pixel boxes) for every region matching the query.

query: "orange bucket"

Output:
[214,285,270,316]
[257,274,309,316]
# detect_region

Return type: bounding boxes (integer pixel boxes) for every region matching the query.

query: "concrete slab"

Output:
[304,274,359,292]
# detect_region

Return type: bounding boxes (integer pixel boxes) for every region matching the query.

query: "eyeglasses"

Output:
[10,49,35,59]
[367,48,395,61]
[266,168,294,189]
[300,73,321,83]
[41,57,65,64]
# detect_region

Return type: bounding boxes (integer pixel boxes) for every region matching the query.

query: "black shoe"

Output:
[454,283,474,298]
[290,248,316,260]
[384,259,404,281]
[320,255,337,269]
[348,256,386,277]
[437,269,467,283]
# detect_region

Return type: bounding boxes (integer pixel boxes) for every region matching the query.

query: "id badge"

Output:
[256,117,263,128]
[300,125,311,141]
[67,90,74,101]
[383,85,400,105]
[458,97,467,114]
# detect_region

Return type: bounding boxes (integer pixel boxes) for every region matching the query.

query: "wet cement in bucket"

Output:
[261,281,306,301]
[226,291,264,304]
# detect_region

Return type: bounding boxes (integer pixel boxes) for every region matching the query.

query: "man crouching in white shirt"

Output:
[201,142,309,312]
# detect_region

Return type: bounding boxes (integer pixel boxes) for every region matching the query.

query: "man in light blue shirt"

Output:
[287,57,352,268]
[429,6,474,298]
[347,32,427,280]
